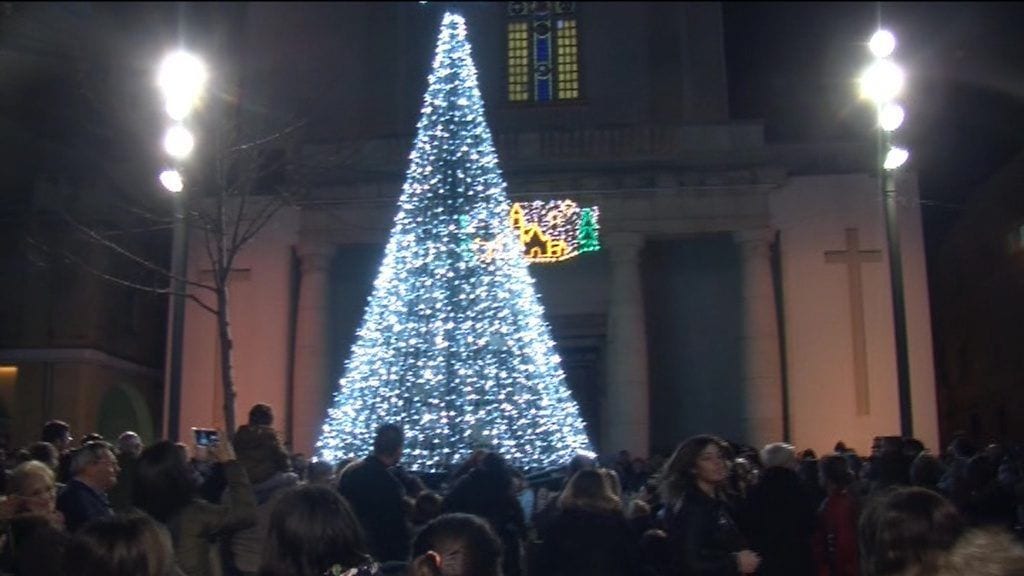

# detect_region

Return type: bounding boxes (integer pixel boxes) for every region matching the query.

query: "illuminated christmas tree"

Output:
[316,12,592,472]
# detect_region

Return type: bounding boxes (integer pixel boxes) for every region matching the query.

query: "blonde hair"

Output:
[8,460,55,497]
[599,468,622,498]
[935,528,1024,576]
[558,469,621,515]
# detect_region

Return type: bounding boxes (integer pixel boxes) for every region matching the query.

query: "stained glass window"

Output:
[506,2,580,103]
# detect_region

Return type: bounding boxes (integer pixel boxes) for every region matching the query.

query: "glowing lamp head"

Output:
[879,103,905,132]
[157,51,208,121]
[163,125,195,159]
[869,30,896,58]
[159,169,184,193]
[884,146,909,170]
[859,59,904,104]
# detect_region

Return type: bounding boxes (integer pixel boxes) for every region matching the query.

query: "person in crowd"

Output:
[639,529,672,576]
[79,433,104,446]
[600,467,624,501]
[56,440,118,532]
[62,512,177,576]
[623,457,650,495]
[728,456,757,501]
[413,491,444,528]
[225,422,300,576]
[939,436,978,500]
[108,431,143,512]
[133,437,256,576]
[41,419,74,483]
[934,527,1024,576]
[909,451,945,493]
[660,435,761,576]
[959,453,1016,529]
[857,486,964,576]
[306,460,335,485]
[258,484,381,576]
[799,451,827,509]
[409,513,503,576]
[337,423,411,564]
[26,441,60,473]
[1,460,63,526]
[0,460,69,575]
[443,451,526,576]
[233,404,289,494]
[626,498,655,537]
[740,442,816,576]
[530,452,595,533]
[864,437,910,493]
[812,455,859,576]
[532,468,642,576]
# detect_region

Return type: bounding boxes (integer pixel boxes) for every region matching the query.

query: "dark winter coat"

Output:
[533,507,643,576]
[444,467,526,576]
[665,487,746,576]
[56,478,113,533]
[337,455,411,563]
[739,466,817,576]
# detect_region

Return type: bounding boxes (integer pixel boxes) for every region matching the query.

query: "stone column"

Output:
[735,229,784,447]
[291,240,334,456]
[603,233,650,457]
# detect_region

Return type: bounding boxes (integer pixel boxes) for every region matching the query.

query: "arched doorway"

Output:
[97,384,156,444]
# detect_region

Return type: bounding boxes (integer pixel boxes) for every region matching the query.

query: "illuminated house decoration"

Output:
[509,200,601,263]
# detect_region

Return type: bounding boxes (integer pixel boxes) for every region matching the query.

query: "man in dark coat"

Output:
[336,424,411,563]
[739,442,817,576]
[444,451,527,576]
[56,441,118,532]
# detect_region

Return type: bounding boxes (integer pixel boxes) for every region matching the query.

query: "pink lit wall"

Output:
[772,173,939,456]
[168,206,300,445]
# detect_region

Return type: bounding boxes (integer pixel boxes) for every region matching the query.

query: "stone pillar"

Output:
[291,240,334,456]
[603,233,650,457]
[735,229,784,447]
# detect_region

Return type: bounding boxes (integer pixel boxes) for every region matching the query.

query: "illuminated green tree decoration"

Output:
[578,207,600,254]
[316,12,592,472]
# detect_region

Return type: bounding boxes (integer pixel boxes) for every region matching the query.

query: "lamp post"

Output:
[158,51,206,441]
[860,29,913,437]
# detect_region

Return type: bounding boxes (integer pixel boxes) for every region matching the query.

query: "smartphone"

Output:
[192,427,219,447]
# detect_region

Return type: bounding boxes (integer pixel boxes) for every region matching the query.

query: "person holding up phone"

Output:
[133,433,257,576]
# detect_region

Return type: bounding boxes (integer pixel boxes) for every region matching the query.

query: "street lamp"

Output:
[159,169,184,193]
[157,49,206,442]
[859,29,913,437]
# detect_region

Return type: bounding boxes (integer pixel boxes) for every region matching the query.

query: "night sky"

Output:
[722,2,1024,250]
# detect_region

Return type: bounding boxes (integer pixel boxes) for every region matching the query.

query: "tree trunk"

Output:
[217,284,238,438]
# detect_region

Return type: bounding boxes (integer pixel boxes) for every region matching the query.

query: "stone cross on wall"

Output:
[825,228,882,415]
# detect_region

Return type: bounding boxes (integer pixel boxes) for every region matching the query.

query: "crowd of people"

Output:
[0,404,1022,576]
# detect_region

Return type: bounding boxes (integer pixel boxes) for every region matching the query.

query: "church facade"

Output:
[174,2,938,458]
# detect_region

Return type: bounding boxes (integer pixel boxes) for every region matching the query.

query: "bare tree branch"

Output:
[225,119,307,154]
[187,292,219,316]
[57,208,217,293]
[25,236,219,313]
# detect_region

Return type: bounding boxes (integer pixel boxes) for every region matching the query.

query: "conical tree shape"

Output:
[316,13,592,471]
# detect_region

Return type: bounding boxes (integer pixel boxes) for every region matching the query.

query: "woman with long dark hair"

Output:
[133,438,256,576]
[258,484,379,576]
[660,435,761,576]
